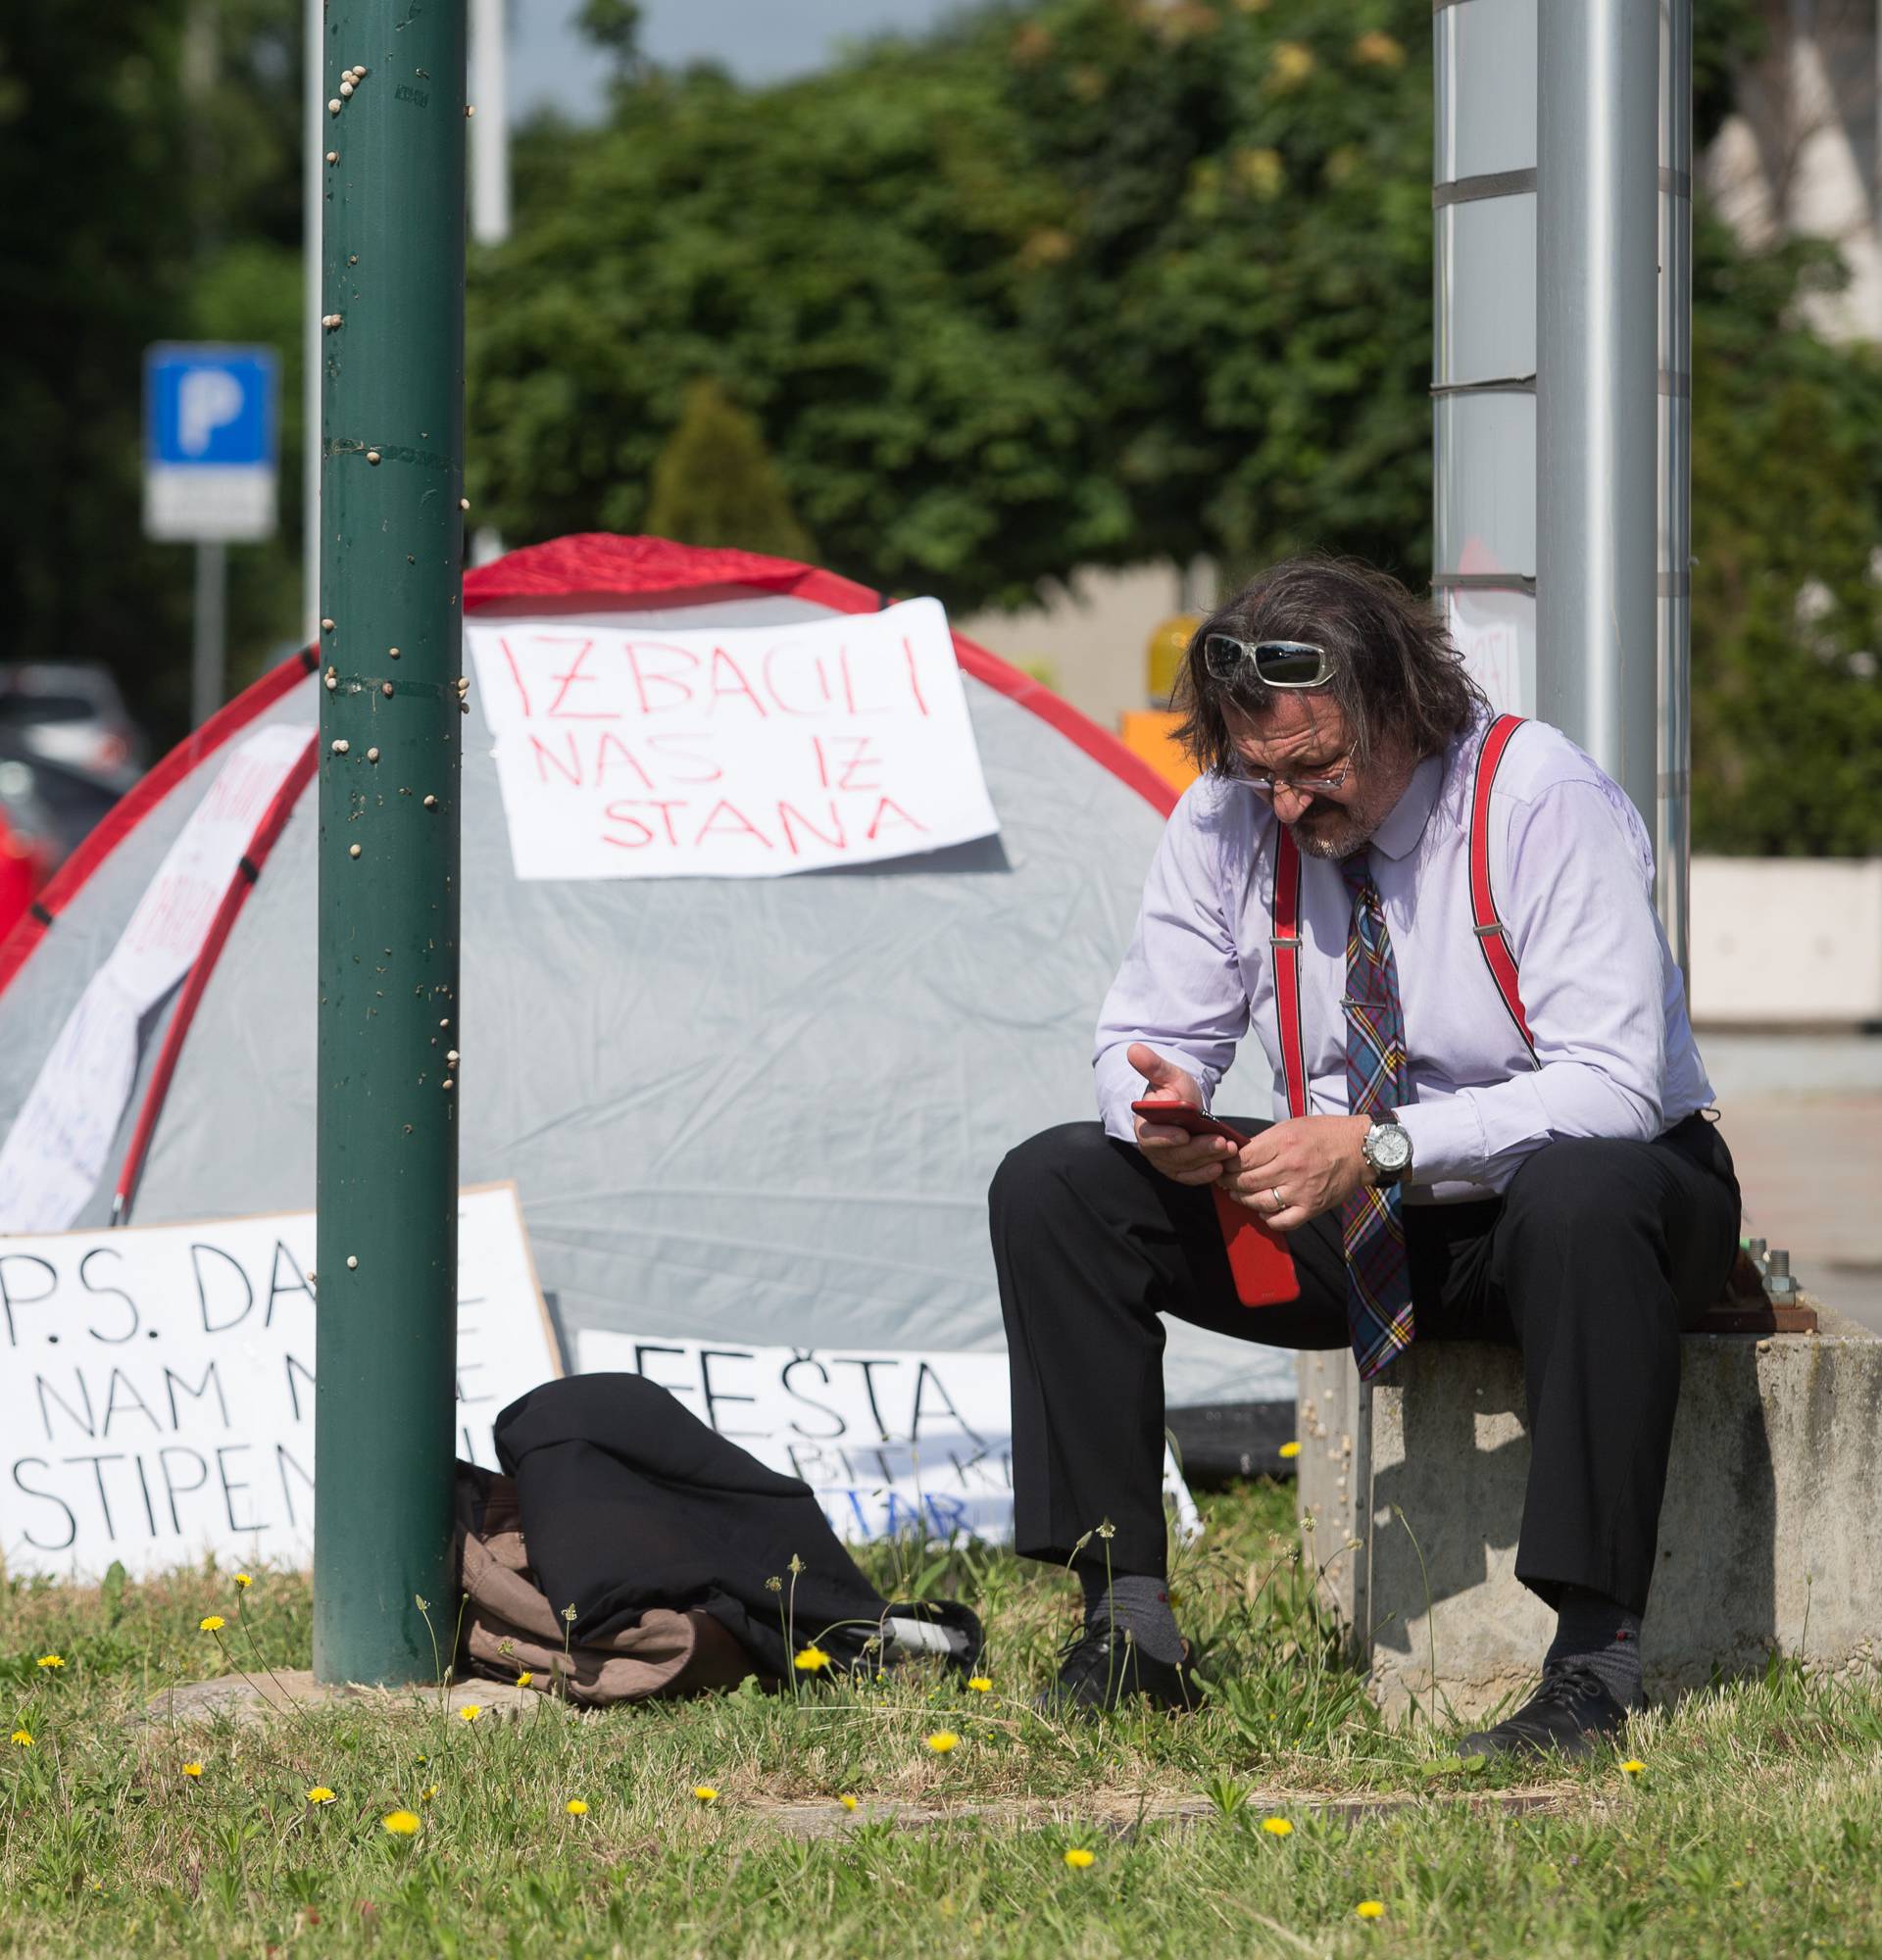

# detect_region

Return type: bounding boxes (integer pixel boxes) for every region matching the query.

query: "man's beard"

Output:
[1287,798,1383,860]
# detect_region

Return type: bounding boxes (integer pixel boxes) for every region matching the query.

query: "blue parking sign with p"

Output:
[143,344,279,542]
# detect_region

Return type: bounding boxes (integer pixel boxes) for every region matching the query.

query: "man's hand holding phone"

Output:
[1126,1045,1301,1306]
[1127,1043,1239,1188]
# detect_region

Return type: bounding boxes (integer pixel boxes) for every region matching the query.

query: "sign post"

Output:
[142,344,279,727]
[312,0,467,1685]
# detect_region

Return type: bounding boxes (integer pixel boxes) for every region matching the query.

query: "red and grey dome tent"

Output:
[0,535,1293,1416]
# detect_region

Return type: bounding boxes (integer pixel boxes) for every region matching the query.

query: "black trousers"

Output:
[990,1113,1740,1616]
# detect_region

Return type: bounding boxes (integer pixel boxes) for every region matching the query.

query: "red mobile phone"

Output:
[1131,1100,1302,1309]
[1131,1100,1248,1147]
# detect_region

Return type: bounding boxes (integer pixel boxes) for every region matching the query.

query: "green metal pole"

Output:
[313,0,466,1684]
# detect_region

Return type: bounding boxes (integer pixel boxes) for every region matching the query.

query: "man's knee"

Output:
[989,1122,1115,1229]
[1494,1139,1664,1283]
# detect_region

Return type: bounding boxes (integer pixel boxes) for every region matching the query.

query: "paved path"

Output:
[759,1787,1579,1837]
[1709,1037,1882,1332]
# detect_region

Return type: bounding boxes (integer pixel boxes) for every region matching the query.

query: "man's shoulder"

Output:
[1465,715,1654,877]
[1476,715,1618,811]
[1170,770,1264,840]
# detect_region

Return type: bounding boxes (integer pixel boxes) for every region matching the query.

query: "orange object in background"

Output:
[1117,710,1200,795]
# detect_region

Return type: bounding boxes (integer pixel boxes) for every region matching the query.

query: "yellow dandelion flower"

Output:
[182,1762,204,1779]
[839,1794,859,1813]
[9,1730,32,1748]
[1277,1441,1302,1460]
[565,1798,589,1816]
[1621,1759,1646,1776]
[692,1786,719,1803]
[234,1573,253,1590]
[36,1654,65,1670]
[925,1731,961,1754]
[1064,1846,1096,1870]
[515,1671,534,1689]
[966,1676,993,1692]
[306,1787,336,1805]
[1262,1816,1294,1837]
[458,1704,481,1722]
[793,1645,831,1673]
[1357,1899,1385,1919]
[421,1784,440,1802]
[382,1809,421,1837]
[198,1615,225,1633]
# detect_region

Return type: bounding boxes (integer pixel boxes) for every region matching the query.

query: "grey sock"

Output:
[1546,1587,1644,1711]
[1079,1568,1184,1664]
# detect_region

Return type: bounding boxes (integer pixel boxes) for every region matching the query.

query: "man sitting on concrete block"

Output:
[990,556,1739,1757]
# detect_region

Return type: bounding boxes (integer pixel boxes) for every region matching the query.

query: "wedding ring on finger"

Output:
[1270,1187,1286,1214]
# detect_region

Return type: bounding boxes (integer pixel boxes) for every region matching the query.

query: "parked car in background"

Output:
[0,806,37,943]
[0,663,145,793]
[0,739,123,942]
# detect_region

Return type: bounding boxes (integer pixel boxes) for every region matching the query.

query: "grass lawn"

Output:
[4,1477,1880,1957]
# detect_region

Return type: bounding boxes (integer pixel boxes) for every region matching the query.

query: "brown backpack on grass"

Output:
[453,1462,759,1705]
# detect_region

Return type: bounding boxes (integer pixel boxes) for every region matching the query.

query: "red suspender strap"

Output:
[1469,713,1537,1059]
[1269,823,1309,1119]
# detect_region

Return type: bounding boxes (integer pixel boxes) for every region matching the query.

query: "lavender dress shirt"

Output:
[1093,713,1713,1203]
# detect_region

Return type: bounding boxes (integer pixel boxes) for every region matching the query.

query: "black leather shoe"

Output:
[1035,1627,1201,1715]
[1459,1663,1633,1762]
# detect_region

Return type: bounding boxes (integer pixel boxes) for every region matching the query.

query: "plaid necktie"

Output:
[1340,852,1413,1378]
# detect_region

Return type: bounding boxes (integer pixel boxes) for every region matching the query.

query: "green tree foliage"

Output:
[470,0,1439,610]
[1694,0,1765,148]
[0,5,196,731]
[5,0,1879,857]
[644,378,815,560]
[1689,218,1882,855]
[0,0,305,740]
[576,0,644,79]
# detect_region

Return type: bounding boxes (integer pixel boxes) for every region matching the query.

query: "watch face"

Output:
[1370,1124,1412,1171]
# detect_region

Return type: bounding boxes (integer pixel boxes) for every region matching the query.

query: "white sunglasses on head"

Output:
[1201,635,1335,687]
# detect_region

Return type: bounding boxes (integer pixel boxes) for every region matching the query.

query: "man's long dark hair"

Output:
[1171,556,1489,776]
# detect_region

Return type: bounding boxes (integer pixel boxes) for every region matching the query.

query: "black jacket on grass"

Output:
[493,1372,977,1678]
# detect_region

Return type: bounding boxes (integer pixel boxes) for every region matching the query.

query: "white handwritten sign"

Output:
[0,1185,560,1579]
[576,1331,1200,1548]
[1446,596,1533,717]
[464,597,1000,879]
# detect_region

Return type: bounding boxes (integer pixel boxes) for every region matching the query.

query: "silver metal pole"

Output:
[470,0,511,247]
[1657,0,1693,975]
[191,541,226,728]
[304,0,323,648]
[1432,0,1540,716]
[1536,0,1659,826]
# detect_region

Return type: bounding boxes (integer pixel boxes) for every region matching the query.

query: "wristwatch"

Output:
[1361,1119,1413,1187]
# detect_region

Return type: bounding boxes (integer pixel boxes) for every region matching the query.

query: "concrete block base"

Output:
[1297,1304,1882,1719]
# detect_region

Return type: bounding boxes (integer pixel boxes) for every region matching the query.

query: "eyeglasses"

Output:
[1201,635,1335,688]
[1229,756,1354,799]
